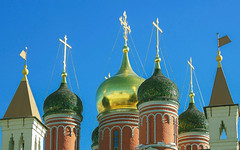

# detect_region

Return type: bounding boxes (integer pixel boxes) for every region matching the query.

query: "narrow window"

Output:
[35,137,37,150]
[220,121,227,139]
[19,133,24,150]
[113,130,119,150]
[38,138,41,150]
[9,134,14,150]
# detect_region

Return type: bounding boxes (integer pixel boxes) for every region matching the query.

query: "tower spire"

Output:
[187,57,195,103]
[119,11,131,48]
[59,35,72,83]
[153,18,163,69]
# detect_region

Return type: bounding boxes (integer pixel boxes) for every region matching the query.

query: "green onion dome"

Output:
[179,97,208,134]
[91,126,99,147]
[43,72,83,119]
[137,56,179,106]
[96,46,145,114]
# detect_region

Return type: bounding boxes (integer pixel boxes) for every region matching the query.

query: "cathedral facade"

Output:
[0,13,239,150]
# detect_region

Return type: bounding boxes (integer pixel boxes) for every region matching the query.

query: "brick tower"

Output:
[43,35,83,150]
[137,19,179,150]
[95,12,145,150]
[178,58,209,150]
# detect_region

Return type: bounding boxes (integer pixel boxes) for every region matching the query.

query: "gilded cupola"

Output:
[96,12,145,114]
[96,46,145,114]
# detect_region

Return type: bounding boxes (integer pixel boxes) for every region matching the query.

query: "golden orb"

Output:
[216,51,223,62]
[96,47,145,114]
[22,65,29,76]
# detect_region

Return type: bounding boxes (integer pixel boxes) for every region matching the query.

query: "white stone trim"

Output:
[44,113,82,122]
[140,109,178,118]
[45,117,81,124]
[100,118,138,126]
[178,139,209,145]
[46,121,80,127]
[138,101,179,110]
[100,121,139,130]
[98,112,138,122]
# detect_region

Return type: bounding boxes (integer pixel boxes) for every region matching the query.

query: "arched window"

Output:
[9,134,14,150]
[113,130,119,150]
[220,121,227,139]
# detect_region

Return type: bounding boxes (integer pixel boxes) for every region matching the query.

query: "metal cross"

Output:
[59,35,72,72]
[119,11,131,46]
[187,57,195,92]
[153,18,163,55]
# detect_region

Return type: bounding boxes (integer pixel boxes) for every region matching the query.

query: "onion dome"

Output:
[179,92,208,134]
[96,46,145,114]
[137,56,179,106]
[91,126,99,147]
[43,72,83,118]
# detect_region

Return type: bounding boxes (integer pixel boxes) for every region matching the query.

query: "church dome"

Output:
[179,100,208,134]
[43,72,83,118]
[91,126,99,147]
[137,57,179,105]
[96,46,145,114]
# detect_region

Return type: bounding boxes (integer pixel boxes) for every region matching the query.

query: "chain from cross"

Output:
[153,18,163,56]
[187,57,195,92]
[119,11,131,46]
[59,35,72,72]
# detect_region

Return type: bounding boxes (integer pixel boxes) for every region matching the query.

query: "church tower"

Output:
[43,35,83,150]
[95,12,145,150]
[0,48,47,150]
[178,58,209,150]
[204,34,239,150]
[137,19,179,150]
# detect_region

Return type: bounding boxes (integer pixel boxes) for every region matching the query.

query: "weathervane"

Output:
[187,57,195,102]
[153,18,163,58]
[119,11,131,46]
[59,35,72,73]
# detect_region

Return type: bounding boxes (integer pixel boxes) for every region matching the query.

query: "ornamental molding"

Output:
[100,124,138,150]
[100,121,138,130]
[138,100,179,110]
[178,132,209,139]
[100,118,138,127]
[178,143,209,150]
[97,111,139,121]
[44,113,82,122]
[49,125,80,150]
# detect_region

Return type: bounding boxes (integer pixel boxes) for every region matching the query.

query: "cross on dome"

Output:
[187,57,195,102]
[59,35,72,73]
[153,18,163,57]
[119,11,131,46]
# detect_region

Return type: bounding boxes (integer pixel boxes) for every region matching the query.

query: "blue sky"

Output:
[0,0,240,149]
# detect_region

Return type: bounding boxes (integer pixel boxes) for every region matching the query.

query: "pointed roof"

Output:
[209,66,233,106]
[3,65,42,122]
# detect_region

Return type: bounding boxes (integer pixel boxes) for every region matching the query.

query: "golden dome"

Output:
[96,46,145,114]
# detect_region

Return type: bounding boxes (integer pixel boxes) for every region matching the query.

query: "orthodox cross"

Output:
[119,11,131,46]
[59,35,72,72]
[187,57,195,92]
[153,18,163,56]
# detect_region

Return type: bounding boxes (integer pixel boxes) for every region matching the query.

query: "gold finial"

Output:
[216,50,223,68]
[22,64,29,76]
[188,57,195,103]
[119,11,131,47]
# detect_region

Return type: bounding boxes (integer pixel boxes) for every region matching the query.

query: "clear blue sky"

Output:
[0,1,240,149]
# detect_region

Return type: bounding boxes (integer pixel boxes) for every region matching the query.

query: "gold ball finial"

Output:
[123,46,129,53]
[216,51,223,62]
[22,65,29,76]
[155,56,161,63]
